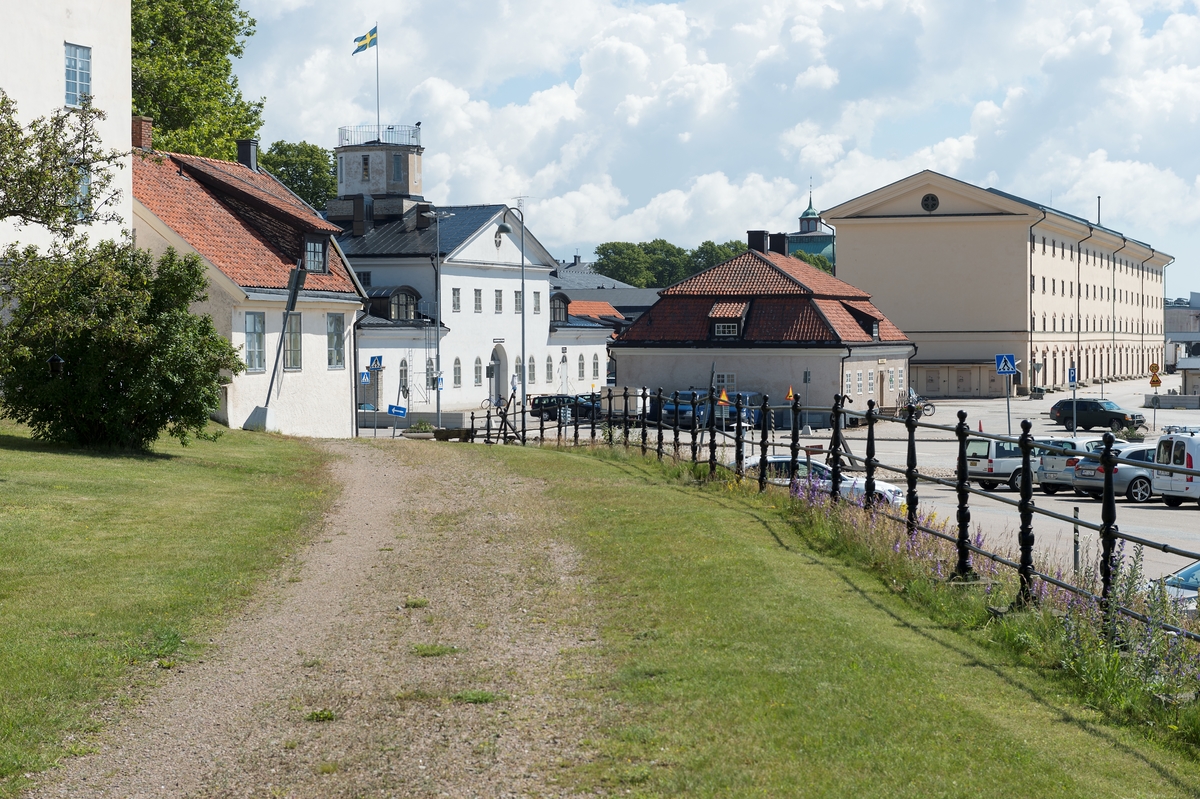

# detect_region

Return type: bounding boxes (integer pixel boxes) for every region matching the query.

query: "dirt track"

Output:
[27,439,599,798]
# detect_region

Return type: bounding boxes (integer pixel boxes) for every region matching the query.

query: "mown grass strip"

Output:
[488,444,1200,797]
[0,420,329,795]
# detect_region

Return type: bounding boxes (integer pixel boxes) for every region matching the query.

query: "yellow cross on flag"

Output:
[353,26,378,54]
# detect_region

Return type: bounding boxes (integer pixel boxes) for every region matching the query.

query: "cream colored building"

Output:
[825,171,1171,398]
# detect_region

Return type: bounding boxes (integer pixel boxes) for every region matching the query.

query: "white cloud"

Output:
[794,64,839,89]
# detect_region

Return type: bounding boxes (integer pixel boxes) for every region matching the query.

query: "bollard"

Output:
[905,402,918,537]
[1073,507,1080,575]
[640,387,649,457]
[790,395,800,482]
[673,391,681,458]
[1015,419,1036,607]
[864,399,877,507]
[829,394,843,501]
[735,393,745,480]
[759,395,770,493]
[690,393,698,464]
[708,385,718,478]
[1098,432,1119,636]
[953,410,974,579]
[656,388,664,461]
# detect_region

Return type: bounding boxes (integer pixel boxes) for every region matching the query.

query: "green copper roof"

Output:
[800,193,820,219]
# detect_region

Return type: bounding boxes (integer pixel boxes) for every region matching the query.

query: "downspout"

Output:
[1140,248,1154,375]
[840,345,853,417]
[1028,210,1047,391]
[1163,256,1175,371]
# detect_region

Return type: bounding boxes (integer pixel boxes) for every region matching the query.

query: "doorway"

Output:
[489,346,507,405]
[925,369,939,396]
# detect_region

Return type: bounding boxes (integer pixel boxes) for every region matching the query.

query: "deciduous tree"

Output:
[259,141,337,210]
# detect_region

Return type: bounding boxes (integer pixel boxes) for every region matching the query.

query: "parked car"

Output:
[1071,443,1157,503]
[1036,436,1126,495]
[1050,398,1146,432]
[1163,559,1200,612]
[530,394,576,421]
[1153,433,1200,507]
[965,436,1057,491]
[531,394,603,421]
[738,454,905,508]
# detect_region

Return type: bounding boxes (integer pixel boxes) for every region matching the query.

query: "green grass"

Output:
[452,689,503,705]
[0,419,329,795]
[412,643,458,657]
[485,444,1200,797]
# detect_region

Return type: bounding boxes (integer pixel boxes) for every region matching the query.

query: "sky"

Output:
[236,0,1200,295]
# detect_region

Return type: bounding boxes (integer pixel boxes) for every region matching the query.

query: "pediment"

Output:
[824,170,1035,220]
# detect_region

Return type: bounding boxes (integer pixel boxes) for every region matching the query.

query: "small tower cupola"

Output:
[799,192,821,233]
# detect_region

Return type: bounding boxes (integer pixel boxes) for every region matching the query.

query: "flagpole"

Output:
[374,21,380,134]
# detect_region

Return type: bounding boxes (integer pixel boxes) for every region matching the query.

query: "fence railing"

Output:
[466,386,1200,644]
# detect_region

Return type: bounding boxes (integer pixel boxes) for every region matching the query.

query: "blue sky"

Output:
[236,0,1200,294]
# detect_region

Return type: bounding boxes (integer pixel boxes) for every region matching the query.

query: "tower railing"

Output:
[337,124,421,147]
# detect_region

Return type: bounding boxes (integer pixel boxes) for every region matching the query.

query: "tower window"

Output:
[361,154,370,181]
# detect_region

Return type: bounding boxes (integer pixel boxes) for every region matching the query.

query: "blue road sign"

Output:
[437,376,444,390]
[387,404,407,417]
[359,371,371,385]
[369,355,382,369]
[995,354,1018,376]
[1069,367,1077,386]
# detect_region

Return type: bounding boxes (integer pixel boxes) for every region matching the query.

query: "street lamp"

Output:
[495,205,527,436]
[47,353,64,377]
[422,209,455,429]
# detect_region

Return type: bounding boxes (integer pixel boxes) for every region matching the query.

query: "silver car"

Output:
[1036,436,1126,495]
[741,455,905,508]
[1071,443,1156,503]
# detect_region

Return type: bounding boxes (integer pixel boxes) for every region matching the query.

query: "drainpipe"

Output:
[1028,210,1047,392]
[1163,256,1175,372]
[840,345,853,424]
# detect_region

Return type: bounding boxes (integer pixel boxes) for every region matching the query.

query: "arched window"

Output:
[546,355,553,383]
[426,358,435,389]
[551,296,568,323]
[515,358,523,383]
[453,357,462,387]
[474,357,482,386]
[577,354,585,379]
[528,355,536,384]
[399,358,408,390]
[592,353,600,379]
[390,291,418,321]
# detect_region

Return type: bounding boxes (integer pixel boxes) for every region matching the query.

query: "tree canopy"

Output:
[132,0,263,160]
[259,141,337,210]
[792,249,834,274]
[593,239,748,288]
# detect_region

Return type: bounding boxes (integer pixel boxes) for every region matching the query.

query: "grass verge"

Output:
[485,443,1200,797]
[0,419,330,795]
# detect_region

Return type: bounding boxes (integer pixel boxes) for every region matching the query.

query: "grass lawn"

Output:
[0,420,329,795]
[488,445,1200,798]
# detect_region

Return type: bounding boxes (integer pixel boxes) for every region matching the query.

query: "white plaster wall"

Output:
[0,0,132,249]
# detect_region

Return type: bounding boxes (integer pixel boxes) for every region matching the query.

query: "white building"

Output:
[328,126,611,427]
[0,0,132,247]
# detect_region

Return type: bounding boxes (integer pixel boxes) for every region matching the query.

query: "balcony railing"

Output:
[337,124,421,147]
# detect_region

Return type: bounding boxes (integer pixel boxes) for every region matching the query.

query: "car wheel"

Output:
[1082,425,1093,431]
[1008,470,1023,491]
[1041,485,1060,495]
[1109,419,1124,432]
[1126,477,1153,504]
[1087,490,1103,501]
[1064,419,1076,432]
[979,480,999,491]
[1164,495,1185,507]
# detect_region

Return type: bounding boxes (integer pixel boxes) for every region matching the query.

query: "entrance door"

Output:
[987,370,999,396]
[489,347,505,405]
[956,370,971,395]
[925,369,939,396]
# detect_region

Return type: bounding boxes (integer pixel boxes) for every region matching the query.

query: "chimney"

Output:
[769,233,788,255]
[747,230,768,252]
[352,194,374,237]
[131,115,153,150]
[573,254,581,266]
[236,139,259,172]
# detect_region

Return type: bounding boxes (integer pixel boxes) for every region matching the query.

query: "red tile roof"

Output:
[743,297,835,341]
[133,151,356,293]
[708,301,748,319]
[568,300,624,319]
[662,249,870,299]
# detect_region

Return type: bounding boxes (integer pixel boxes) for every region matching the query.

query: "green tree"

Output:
[594,241,655,287]
[132,0,263,160]
[688,239,748,274]
[792,249,834,274]
[640,238,691,286]
[0,239,244,449]
[259,140,337,210]
[0,92,124,236]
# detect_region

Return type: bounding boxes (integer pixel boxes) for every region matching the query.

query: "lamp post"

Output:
[423,209,455,429]
[495,205,527,433]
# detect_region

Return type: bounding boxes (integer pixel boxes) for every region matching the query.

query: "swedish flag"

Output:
[353,26,377,54]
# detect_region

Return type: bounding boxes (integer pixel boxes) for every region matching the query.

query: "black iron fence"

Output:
[467,386,1200,644]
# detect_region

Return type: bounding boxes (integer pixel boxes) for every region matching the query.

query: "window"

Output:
[1030,275,1035,292]
[452,287,461,312]
[1042,314,1046,331]
[844,371,853,395]
[888,368,895,390]
[546,355,553,383]
[392,153,403,180]
[283,313,302,370]
[551,296,568,323]
[65,44,91,106]
[337,156,343,182]
[495,289,503,313]
[474,288,482,313]
[357,271,371,287]
[578,354,585,379]
[244,312,265,372]
[326,313,344,368]
[533,292,541,314]
[305,237,326,272]
[528,356,535,384]
[714,322,739,337]
[856,370,863,395]
[453,357,462,387]
[593,353,600,379]
[898,368,905,391]
[400,359,409,390]
[515,290,523,313]
[1042,277,1046,293]
[474,357,482,386]
[426,358,435,390]
[1052,279,1056,296]
[868,370,875,395]
[390,292,417,321]
[515,359,524,383]
[361,154,370,181]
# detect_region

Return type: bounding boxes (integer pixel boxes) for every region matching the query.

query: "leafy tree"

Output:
[594,238,750,287]
[792,249,834,274]
[640,239,691,286]
[0,239,244,449]
[0,92,124,236]
[594,241,655,287]
[688,239,748,275]
[259,140,337,210]
[132,0,263,159]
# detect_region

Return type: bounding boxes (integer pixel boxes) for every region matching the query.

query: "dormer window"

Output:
[714,322,740,338]
[551,296,568,323]
[390,291,418,321]
[872,321,880,339]
[305,236,327,273]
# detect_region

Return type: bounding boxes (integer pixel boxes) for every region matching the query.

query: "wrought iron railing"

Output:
[337,124,421,147]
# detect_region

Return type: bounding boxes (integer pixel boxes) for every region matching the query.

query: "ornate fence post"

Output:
[953,410,974,579]
[485,408,492,444]
[573,395,581,447]
[1099,432,1119,635]
[656,388,665,461]
[758,395,770,493]
[607,390,615,446]
[734,393,745,480]
[829,394,843,501]
[708,384,718,478]
[1015,419,1036,607]
[538,407,544,443]
[640,387,649,456]
[622,386,630,446]
[690,393,698,464]
[672,391,681,458]
[864,399,877,507]
[905,402,919,537]
[790,395,800,481]
[471,411,476,442]
[557,400,564,443]
[590,393,597,443]
[521,394,527,446]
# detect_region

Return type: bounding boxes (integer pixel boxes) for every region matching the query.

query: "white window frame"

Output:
[474,289,482,313]
[715,372,736,393]
[244,312,265,372]
[546,355,553,383]
[856,370,863,395]
[515,290,523,314]
[713,322,739,337]
[65,43,91,107]
[845,371,852,396]
[495,289,503,314]
[473,357,482,386]
[867,369,875,395]
[326,313,345,369]
[578,354,585,380]
[400,359,409,390]
[593,353,600,380]
[453,357,462,387]
[898,368,905,391]
[283,313,302,371]
[451,287,461,312]
[528,356,535,384]
[533,291,541,314]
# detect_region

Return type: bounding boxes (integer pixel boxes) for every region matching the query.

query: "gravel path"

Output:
[27,439,600,798]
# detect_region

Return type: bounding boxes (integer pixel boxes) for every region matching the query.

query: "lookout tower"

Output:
[326,124,425,229]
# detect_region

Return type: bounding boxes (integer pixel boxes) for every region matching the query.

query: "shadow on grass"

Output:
[0,428,176,461]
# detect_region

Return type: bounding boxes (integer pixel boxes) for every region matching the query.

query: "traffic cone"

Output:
[978,420,983,432]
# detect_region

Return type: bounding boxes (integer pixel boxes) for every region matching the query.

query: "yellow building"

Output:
[825,171,1171,398]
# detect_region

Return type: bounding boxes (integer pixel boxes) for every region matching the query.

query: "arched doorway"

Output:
[489,345,508,404]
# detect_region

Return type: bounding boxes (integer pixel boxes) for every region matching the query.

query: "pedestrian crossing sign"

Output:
[359,371,371,385]
[369,355,382,369]
[995,354,1017,376]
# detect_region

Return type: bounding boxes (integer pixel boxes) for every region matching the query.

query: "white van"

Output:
[1153,434,1200,507]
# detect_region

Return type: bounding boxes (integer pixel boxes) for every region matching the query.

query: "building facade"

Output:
[825,170,1170,398]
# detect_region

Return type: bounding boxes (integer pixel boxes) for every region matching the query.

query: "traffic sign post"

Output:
[996,354,1018,435]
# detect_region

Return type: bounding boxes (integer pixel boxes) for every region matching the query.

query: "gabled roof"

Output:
[661,249,869,299]
[336,205,505,258]
[133,152,357,294]
[568,300,624,320]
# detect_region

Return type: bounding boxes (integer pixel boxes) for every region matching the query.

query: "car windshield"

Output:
[1099,400,1120,410]
[1167,561,1200,590]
